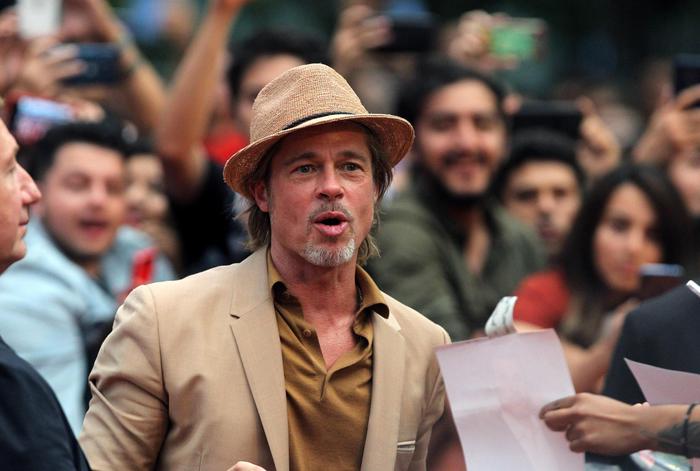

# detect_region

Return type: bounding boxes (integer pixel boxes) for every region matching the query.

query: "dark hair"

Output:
[491,129,585,201]
[125,137,155,157]
[226,29,328,100]
[244,124,392,265]
[559,164,692,345]
[27,121,129,181]
[396,56,507,126]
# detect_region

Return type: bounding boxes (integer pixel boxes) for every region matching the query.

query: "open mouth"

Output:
[79,219,110,236]
[313,211,350,237]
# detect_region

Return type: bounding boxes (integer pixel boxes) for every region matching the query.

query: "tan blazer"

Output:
[79,248,450,471]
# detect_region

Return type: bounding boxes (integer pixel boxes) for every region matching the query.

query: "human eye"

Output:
[513,189,537,203]
[107,180,126,196]
[63,175,89,191]
[294,164,315,175]
[426,115,454,132]
[474,113,501,131]
[342,161,362,172]
[607,216,630,233]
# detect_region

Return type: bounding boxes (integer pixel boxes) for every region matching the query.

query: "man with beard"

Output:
[79,64,450,471]
[369,58,545,341]
[0,121,174,434]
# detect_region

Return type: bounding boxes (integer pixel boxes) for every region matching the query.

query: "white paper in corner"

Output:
[625,359,700,470]
[436,329,583,471]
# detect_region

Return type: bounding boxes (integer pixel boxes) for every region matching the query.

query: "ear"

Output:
[251,180,270,213]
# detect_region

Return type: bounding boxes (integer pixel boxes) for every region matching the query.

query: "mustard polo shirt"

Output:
[267,255,389,470]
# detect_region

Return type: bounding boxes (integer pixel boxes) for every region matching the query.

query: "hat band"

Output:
[282,111,355,131]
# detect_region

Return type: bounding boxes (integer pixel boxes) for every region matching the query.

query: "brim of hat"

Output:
[223,113,415,199]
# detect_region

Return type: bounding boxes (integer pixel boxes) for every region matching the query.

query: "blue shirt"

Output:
[0,218,174,434]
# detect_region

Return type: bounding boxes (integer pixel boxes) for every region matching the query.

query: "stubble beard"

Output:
[303,203,357,267]
[303,237,356,267]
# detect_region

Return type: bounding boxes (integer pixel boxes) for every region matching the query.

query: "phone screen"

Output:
[17,0,61,38]
[489,18,546,61]
[371,12,436,54]
[511,101,582,140]
[10,96,73,145]
[61,44,122,85]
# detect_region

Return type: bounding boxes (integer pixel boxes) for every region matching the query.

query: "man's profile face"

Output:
[36,142,127,263]
[234,54,306,136]
[253,122,376,268]
[0,124,41,272]
[415,79,507,199]
[502,160,581,257]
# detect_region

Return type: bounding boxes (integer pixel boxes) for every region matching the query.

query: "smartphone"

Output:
[17,0,61,39]
[511,101,583,140]
[61,43,122,85]
[673,54,700,109]
[638,263,685,301]
[7,95,74,145]
[371,12,436,54]
[489,17,547,61]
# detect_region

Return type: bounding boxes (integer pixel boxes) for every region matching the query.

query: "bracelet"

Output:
[682,403,697,457]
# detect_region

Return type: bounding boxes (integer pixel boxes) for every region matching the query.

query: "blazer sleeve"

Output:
[79,284,168,471]
[408,327,451,470]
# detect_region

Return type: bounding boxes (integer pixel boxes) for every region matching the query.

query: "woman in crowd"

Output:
[124,140,181,273]
[513,164,692,392]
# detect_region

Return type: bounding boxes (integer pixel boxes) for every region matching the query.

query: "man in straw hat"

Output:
[79,63,451,471]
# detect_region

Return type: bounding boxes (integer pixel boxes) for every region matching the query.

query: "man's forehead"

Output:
[0,123,18,164]
[48,141,126,175]
[422,79,500,116]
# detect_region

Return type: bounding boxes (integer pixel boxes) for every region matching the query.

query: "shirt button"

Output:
[302,329,313,338]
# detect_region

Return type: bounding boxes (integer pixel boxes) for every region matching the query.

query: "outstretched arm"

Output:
[541,393,700,457]
[154,0,248,201]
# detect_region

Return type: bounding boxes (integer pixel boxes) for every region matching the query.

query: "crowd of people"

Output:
[1,0,700,470]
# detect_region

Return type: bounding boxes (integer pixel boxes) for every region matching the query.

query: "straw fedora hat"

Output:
[223,63,414,199]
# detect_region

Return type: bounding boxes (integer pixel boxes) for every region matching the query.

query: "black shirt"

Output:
[169,160,249,274]
[0,336,91,470]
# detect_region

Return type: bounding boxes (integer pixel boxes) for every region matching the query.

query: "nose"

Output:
[87,183,111,207]
[126,183,144,208]
[453,120,480,154]
[537,192,557,215]
[18,165,41,205]
[625,228,647,257]
[317,165,343,201]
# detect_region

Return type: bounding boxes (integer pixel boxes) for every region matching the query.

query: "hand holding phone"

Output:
[370,11,436,54]
[447,11,546,71]
[57,43,122,85]
[673,54,700,109]
[488,17,546,62]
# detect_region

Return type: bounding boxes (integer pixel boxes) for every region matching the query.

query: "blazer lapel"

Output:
[229,249,289,471]
[361,311,405,471]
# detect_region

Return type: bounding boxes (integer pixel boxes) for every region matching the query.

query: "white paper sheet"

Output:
[436,329,584,470]
[626,359,700,470]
